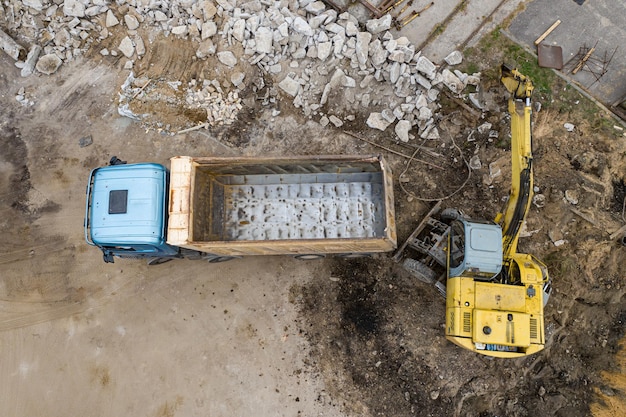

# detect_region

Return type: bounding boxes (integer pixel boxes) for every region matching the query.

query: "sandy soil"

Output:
[0,54,346,416]
[1,7,626,417]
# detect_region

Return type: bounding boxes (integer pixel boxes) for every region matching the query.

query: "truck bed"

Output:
[167,156,396,256]
[222,175,385,241]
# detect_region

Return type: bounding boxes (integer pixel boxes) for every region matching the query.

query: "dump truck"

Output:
[85,155,396,264]
[394,65,552,358]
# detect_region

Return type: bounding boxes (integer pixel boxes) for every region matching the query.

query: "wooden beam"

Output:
[534,20,561,45]
[609,223,626,240]
[572,47,595,74]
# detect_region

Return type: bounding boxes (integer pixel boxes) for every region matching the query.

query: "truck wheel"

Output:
[403,258,437,284]
[294,254,326,260]
[440,208,462,223]
[147,257,174,266]
[208,256,236,263]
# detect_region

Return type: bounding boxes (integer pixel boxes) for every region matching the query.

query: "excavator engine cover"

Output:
[473,309,531,348]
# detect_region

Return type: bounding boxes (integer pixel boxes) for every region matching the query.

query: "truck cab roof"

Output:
[88,163,168,247]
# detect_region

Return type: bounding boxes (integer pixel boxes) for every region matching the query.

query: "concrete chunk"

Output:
[154,10,168,22]
[215,0,234,11]
[134,35,145,56]
[23,0,44,11]
[202,21,218,40]
[369,39,386,67]
[395,120,411,142]
[119,36,134,58]
[345,21,358,37]
[444,50,463,66]
[105,10,119,27]
[217,51,237,67]
[231,72,245,87]
[415,56,436,79]
[293,17,314,36]
[417,106,432,121]
[366,14,392,34]
[201,1,218,20]
[124,14,139,30]
[232,20,246,42]
[442,69,464,94]
[36,53,62,75]
[388,50,405,63]
[355,32,371,66]
[21,45,42,77]
[172,26,189,36]
[255,27,273,54]
[0,29,25,61]
[381,109,396,123]
[367,112,392,131]
[317,42,332,61]
[196,39,216,59]
[63,0,85,17]
[305,1,326,15]
[329,115,343,127]
[278,75,300,97]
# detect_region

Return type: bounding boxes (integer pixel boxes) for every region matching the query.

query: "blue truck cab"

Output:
[84,162,179,263]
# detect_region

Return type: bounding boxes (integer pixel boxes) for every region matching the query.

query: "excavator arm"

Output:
[496,64,535,258]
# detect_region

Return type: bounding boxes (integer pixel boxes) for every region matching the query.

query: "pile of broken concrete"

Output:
[1,0,479,139]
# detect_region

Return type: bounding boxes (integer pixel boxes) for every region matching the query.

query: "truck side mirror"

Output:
[102,251,115,263]
[109,156,127,166]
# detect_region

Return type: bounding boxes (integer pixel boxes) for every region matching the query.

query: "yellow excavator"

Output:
[394,65,551,357]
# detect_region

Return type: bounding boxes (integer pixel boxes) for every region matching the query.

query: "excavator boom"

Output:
[497,64,535,257]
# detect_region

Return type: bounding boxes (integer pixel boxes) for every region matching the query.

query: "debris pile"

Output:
[2,0,479,137]
[117,72,244,128]
[184,79,244,127]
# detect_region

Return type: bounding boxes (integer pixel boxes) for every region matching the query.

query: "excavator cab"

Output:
[448,218,503,280]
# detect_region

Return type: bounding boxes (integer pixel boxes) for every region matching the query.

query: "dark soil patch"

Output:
[0,122,31,215]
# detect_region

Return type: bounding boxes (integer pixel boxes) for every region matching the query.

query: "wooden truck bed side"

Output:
[167,156,194,246]
[167,155,396,256]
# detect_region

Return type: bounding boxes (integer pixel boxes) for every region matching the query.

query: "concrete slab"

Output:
[418,0,514,64]
[343,0,527,64]
[507,0,626,106]
[342,0,514,63]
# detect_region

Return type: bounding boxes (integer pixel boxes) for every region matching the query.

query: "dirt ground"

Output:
[1,5,626,417]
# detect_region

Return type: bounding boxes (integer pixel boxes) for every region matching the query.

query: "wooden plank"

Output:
[534,19,561,45]
[177,237,396,256]
[381,157,398,248]
[572,47,595,74]
[609,224,626,240]
[166,156,193,246]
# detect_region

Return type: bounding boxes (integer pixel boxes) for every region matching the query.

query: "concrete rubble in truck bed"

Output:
[1,0,479,139]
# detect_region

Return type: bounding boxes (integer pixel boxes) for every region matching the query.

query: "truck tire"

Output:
[147,257,174,266]
[338,253,372,258]
[294,254,326,260]
[403,258,437,284]
[208,256,237,263]
[440,208,461,223]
